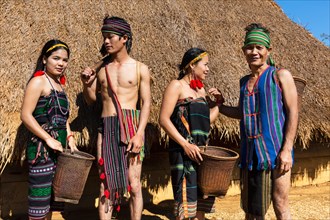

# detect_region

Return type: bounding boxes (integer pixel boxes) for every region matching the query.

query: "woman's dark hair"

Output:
[33,39,70,73]
[177,47,206,80]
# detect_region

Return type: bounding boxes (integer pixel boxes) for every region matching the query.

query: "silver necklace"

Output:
[45,74,69,116]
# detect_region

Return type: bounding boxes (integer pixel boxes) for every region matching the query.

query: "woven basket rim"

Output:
[200,146,239,160]
[60,149,95,160]
[293,76,307,85]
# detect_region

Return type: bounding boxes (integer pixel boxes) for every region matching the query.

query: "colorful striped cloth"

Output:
[169,97,215,219]
[121,109,145,161]
[101,116,128,207]
[101,17,132,38]
[240,151,272,216]
[240,167,272,216]
[239,66,288,171]
[27,90,69,219]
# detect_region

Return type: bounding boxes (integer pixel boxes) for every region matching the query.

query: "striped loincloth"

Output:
[99,109,144,207]
[101,116,129,206]
[240,167,272,216]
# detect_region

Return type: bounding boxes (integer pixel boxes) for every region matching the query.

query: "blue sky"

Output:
[275,0,330,46]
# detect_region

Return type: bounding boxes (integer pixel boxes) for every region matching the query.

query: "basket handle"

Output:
[204,137,210,152]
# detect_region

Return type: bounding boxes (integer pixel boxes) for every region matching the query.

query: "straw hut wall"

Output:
[1,0,329,173]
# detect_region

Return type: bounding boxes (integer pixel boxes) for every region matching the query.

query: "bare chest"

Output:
[99,64,138,93]
[247,77,258,92]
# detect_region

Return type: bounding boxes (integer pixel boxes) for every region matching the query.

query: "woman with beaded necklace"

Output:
[21,39,78,220]
[159,48,224,220]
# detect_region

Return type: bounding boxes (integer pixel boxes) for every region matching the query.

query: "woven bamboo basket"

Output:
[197,146,239,197]
[53,149,95,204]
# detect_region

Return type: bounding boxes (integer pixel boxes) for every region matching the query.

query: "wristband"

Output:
[216,99,224,110]
[66,134,73,141]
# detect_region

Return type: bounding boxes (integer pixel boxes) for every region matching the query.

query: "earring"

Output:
[60,75,66,85]
[33,70,45,77]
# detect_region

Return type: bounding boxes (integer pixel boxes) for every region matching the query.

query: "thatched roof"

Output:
[1,0,329,172]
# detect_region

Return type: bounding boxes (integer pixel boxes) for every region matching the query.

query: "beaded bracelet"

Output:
[66,134,73,141]
[216,99,224,111]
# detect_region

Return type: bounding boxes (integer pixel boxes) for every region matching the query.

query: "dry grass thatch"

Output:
[0,0,329,172]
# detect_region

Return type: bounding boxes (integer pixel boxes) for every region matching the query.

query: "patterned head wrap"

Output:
[101,18,132,39]
[244,28,271,48]
[243,28,275,66]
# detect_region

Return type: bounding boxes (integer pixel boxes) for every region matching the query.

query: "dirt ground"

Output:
[50,182,330,220]
[204,182,330,220]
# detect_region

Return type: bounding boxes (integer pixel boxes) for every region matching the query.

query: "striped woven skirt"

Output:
[169,148,215,219]
[27,129,66,219]
[28,158,64,219]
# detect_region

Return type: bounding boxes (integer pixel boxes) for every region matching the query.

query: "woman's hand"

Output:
[182,141,203,164]
[67,136,78,153]
[208,88,225,106]
[45,137,63,152]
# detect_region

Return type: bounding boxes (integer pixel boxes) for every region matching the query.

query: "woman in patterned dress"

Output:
[159,48,224,220]
[21,39,78,220]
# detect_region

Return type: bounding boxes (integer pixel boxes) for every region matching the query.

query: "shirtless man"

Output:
[81,16,151,220]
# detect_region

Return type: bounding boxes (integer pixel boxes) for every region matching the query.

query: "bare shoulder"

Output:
[24,75,48,97]
[277,68,293,80]
[162,80,182,103]
[166,79,182,91]
[137,61,150,77]
[276,68,296,91]
[137,61,148,70]
[26,75,46,91]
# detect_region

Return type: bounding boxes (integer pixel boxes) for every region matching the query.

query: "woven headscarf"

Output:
[243,28,275,66]
[101,18,132,38]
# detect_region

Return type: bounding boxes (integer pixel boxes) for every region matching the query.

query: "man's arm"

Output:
[126,63,151,153]
[217,82,243,120]
[219,104,242,120]
[277,68,299,172]
[136,63,151,136]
